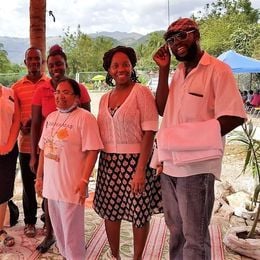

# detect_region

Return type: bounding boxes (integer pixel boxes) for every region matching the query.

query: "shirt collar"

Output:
[21,73,49,84]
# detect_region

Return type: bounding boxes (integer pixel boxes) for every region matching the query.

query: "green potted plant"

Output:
[223,121,260,259]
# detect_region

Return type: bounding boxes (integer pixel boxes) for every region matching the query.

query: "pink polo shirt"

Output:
[32,79,91,118]
[159,52,247,179]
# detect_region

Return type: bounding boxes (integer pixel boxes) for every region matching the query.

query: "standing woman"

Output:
[0,84,20,247]
[35,78,103,259]
[30,45,91,253]
[93,46,163,260]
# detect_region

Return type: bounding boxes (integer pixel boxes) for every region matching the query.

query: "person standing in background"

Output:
[94,46,163,260]
[153,18,246,260]
[12,47,48,238]
[30,44,91,253]
[0,84,20,248]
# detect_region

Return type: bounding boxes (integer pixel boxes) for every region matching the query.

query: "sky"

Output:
[0,0,259,38]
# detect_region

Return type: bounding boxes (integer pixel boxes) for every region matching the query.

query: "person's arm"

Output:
[156,68,170,116]
[131,130,155,194]
[217,115,245,136]
[75,150,99,205]
[153,45,171,116]
[0,94,20,155]
[35,149,44,198]
[30,105,43,173]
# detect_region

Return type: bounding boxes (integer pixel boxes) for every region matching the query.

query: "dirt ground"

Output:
[214,136,258,260]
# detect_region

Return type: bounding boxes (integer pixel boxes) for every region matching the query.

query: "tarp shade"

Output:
[217,50,260,73]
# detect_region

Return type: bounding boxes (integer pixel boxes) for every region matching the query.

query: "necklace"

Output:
[44,110,74,162]
[51,111,73,138]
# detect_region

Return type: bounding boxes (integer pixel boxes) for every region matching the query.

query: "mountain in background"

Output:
[0,36,61,64]
[89,31,143,46]
[0,31,147,64]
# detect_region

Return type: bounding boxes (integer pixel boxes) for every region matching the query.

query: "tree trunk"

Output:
[29,0,46,72]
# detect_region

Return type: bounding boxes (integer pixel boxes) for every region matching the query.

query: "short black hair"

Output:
[102,45,139,86]
[25,47,42,58]
[57,77,81,97]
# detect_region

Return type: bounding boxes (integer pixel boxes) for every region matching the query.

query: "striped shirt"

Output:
[12,74,49,153]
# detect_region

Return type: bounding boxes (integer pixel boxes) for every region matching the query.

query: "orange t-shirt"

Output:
[12,74,49,153]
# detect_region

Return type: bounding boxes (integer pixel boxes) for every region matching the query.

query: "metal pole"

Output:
[168,0,170,25]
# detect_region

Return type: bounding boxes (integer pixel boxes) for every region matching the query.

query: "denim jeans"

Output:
[160,173,215,260]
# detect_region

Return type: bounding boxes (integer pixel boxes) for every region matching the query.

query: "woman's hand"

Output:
[75,179,88,205]
[131,170,146,194]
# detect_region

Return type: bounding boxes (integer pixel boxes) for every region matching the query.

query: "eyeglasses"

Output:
[166,30,195,46]
[54,90,74,96]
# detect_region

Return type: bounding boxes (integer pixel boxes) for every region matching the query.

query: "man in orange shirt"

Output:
[12,47,49,238]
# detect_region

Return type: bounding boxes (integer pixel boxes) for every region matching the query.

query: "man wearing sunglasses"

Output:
[153,18,246,259]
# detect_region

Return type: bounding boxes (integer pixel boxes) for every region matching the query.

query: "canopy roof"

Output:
[217,50,260,73]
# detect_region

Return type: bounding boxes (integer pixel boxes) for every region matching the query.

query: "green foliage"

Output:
[230,121,260,238]
[230,24,260,56]
[62,26,91,75]
[0,43,25,86]
[61,25,114,76]
[193,0,260,89]
[195,0,259,57]
[196,0,259,22]
[136,31,168,71]
[0,43,12,72]
[0,72,25,87]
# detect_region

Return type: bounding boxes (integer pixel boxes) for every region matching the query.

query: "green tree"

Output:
[0,43,12,72]
[230,24,260,57]
[194,0,259,56]
[136,31,165,71]
[61,26,114,76]
[88,36,114,71]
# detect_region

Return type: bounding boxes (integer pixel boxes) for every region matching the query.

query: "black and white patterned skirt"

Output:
[93,151,163,228]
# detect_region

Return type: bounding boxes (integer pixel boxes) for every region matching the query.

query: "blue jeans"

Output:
[160,173,215,260]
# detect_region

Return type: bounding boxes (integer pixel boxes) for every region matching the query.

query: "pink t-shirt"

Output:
[39,108,103,204]
[32,79,91,118]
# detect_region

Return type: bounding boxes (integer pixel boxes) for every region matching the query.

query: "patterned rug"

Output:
[0,194,224,260]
